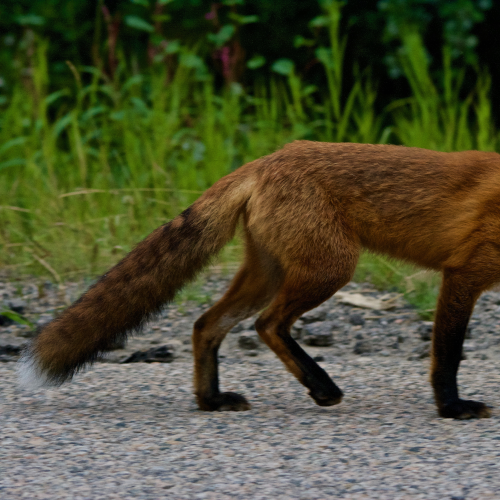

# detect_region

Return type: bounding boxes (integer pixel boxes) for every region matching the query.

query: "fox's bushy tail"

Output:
[18,167,256,388]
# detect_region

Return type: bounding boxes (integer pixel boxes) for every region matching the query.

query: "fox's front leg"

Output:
[431,268,491,419]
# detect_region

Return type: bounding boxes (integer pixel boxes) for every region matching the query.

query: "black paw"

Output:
[438,399,492,419]
[310,388,343,407]
[197,392,251,412]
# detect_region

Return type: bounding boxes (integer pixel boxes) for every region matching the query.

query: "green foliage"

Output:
[405,280,439,320]
[0,0,499,317]
[124,15,155,32]
[174,278,212,306]
[0,309,34,328]
[387,31,498,151]
[0,0,495,103]
[0,24,391,279]
[354,253,440,318]
[246,55,265,69]
[207,25,236,48]
[379,0,492,72]
[0,45,307,277]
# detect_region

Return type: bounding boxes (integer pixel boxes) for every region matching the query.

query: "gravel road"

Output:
[1,276,500,499]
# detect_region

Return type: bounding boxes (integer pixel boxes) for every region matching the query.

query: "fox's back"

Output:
[249,141,500,270]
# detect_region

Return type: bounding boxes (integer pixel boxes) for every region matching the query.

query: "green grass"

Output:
[354,253,440,319]
[0,31,386,279]
[388,30,498,152]
[0,29,498,316]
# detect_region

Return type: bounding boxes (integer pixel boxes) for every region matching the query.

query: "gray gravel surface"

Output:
[1,276,500,499]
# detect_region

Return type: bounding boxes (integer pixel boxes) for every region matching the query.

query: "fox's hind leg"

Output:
[192,237,282,411]
[254,243,359,407]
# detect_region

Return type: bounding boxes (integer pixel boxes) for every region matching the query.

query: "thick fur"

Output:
[19,141,500,419]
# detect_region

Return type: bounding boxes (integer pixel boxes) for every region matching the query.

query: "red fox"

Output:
[19,141,500,419]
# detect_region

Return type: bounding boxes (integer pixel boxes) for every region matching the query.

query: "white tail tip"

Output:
[17,346,52,389]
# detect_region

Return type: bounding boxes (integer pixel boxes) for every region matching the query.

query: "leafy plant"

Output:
[388,30,498,151]
[0,309,34,328]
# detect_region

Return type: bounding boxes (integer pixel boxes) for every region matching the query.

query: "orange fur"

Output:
[20,141,500,418]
